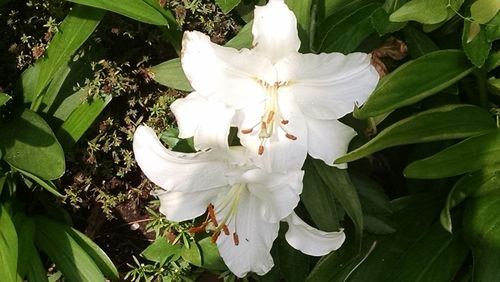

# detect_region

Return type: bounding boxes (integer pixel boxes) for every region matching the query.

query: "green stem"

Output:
[473,68,488,109]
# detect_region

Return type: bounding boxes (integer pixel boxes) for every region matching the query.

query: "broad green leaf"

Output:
[485,12,500,42]
[370,7,407,36]
[389,0,448,24]
[354,50,474,118]
[198,237,226,271]
[307,194,441,281]
[56,94,112,149]
[388,223,469,281]
[338,105,496,163]
[486,50,500,71]
[0,92,11,107]
[315,0,380,53]
[181,243,202,267]
[0,109,65,180]
[150,58,193,92]
[441,168,500,233]
[142,0,177,26]
[464,191,500,282]
[405,130,500,179]
[67,0,167,25]
[13,214,48,282]
[489,78,500,95]
[285,0,312,48]
[0,206,17,282]
[35,216,105,282]
[215,0,241,14]
[31,5,104,110]
[403,26,439,58]
[301,159,341,232]
[225,20,253,49]
[16,167,64,197]
[311,158,364,238]
[277,234,310,282]
[66,227,119,280]
[462,20,492,67]
[142,237,181,264]
[470,0,500,24]
[323,0,351,18]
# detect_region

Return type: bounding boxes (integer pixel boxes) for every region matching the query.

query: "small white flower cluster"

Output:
[133,0,378,277]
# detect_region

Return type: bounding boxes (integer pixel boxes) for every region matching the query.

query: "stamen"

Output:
[211,231,221,243]
[222,224,230,236]
[281,119,289,125]
[208,204,218,226]
[258,145,264,155]
[285,133,297,140]
[266,110,275,124]
[233,233,240,246]
[241,128,253,134]
[188,222,207,234]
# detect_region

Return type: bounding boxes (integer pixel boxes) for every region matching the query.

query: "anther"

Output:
[233,232,240,246]
[281,119,289,125]
[241,128,253,134]
[211,231,221,243]
[208,204,218,226]
[285,133,297,140]
[222,224,230,236]
[258,145,264,155]
[266,111,275,124]
[188,222,207,234]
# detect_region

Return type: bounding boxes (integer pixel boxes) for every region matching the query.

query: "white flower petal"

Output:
[306,118,357,168]
[277,52,379,119]
[252,0,300,63]
[181,31,274,108]
[245,169,304,223]
[216,190,279,277]
[285,212,346,256]
[133,125,228,192]
[170,92,235,150]
[155,187,226,222]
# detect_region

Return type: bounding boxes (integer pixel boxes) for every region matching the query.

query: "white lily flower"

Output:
[174,0,379,172]
[133,125,346,277]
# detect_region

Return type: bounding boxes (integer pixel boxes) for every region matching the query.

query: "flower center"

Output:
[241,81,297,155]
[189,183,245,246]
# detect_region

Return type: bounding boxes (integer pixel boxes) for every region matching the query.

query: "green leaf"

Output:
[485,12,500,42]
[311,158,363,238]
[0,109,65,180]
[337,105,496,163]
[464,191,500,282]
[441,168,500,233]
[404,130,500,179]
[354,50,474,118]
[370,7,407,36]
[285,0,313,48]
[403,26,439,58]
[13,213,48,282]
[470,0,500,24]
[181,243,202,267]
[215,0,240,14]
[0,92,11,107]
[56,95,112,149]
[198,237,226,271]
[225,20,253,49]
[388,223,469,281]
[16,167,64,197]
[35,216,105,282]
[486,50,500,71]
[307,194,441,281]
[462,20,492,67]
[66,227,119,280]
[67,0,168,25]
[389,0,448,24]
[489,78,500,95]
[0,205,18,282]
[301,159,341,232]
[31,5,104,110]
[277,234,310,282]
[142,237,181,264]
[150,58,193,92]
[315,0,380,53]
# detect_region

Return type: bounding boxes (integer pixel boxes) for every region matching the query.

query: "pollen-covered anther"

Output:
[211,231,221,243]
[222,224,230,235]
[285,133,297,140]
[241,128,253,134]
[188,221,208,234]
[281,119,289,125]
[233,232,240,246]
[258,145,265,155]
[208,203,218,226]
[266,110,275,123]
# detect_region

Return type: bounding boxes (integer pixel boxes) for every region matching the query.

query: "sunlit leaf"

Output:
[0,205,17,282]
[215,0,241,14]
[470,0,500,24]
[0,93,11,107]
[389,0,448,24]
[150,58,193,92]
[462,20,492,67]
[354,50,474,118]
